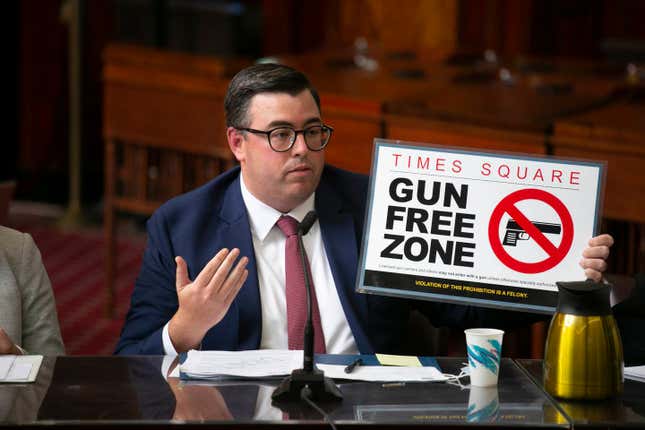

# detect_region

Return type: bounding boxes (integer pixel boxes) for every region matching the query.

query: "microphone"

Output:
[298,210,317,235]
[298,210,317,373]
[272,210,343,404]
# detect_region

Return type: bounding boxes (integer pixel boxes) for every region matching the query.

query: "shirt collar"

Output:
[240,174,316,242]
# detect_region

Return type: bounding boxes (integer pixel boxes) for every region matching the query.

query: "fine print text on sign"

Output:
[356,139,605,314]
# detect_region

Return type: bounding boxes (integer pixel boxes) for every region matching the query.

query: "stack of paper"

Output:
[317,364,447,382]
[624,365,645,383]
[180,349,302,380]
[0,355,43,383]
[179,350,448,383]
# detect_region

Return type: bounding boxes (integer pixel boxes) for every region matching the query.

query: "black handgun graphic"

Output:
[503,220,562,246]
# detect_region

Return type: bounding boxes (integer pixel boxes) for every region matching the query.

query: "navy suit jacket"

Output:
[115,165,537,355]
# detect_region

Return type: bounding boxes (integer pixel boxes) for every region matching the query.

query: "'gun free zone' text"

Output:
[381,178,476,267]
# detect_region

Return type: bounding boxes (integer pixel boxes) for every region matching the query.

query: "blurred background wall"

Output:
[6,0,645,207]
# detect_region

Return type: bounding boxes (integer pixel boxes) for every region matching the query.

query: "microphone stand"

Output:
[272,212,343,403]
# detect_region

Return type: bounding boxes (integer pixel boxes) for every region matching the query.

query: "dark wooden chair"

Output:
[102,44,245,316]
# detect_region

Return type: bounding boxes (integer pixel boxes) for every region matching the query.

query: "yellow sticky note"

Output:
[375,353,422,367]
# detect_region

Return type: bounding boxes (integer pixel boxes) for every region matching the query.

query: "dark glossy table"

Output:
[516,359,645,429]
[1,356,569,429]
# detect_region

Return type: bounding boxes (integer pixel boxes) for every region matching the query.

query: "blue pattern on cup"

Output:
[467,339,501,374]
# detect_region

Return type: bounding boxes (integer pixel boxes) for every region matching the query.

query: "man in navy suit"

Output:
[115,63,615,356]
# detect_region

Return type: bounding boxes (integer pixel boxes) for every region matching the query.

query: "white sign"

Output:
[356,139,605,313]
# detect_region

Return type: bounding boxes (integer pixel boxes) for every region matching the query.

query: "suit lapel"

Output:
[316,177,372,353]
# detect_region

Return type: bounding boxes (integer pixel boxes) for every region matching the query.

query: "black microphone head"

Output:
[298,211,318,235]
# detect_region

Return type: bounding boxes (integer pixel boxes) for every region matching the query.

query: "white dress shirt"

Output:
[163,176,358,355]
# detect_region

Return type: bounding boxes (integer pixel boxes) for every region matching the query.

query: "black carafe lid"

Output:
[556,280,612,316]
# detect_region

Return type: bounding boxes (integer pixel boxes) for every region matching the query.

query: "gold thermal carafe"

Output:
[543,280,624,400]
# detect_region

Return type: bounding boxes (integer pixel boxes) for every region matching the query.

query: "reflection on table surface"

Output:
[516,359,645,428]
[0,356,570,428]
[0,356,55,423]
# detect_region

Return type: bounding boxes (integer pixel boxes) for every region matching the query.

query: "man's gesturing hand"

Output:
[168,248,249,353]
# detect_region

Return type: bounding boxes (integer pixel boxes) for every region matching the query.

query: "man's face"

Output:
[227,90,325,213]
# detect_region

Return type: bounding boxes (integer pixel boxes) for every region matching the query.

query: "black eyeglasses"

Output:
[237,124,333,152]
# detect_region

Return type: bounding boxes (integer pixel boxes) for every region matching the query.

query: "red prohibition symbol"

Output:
[488,189,574,274]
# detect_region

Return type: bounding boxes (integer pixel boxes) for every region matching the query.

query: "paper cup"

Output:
[465,328,504,387]
[467,386,500,422]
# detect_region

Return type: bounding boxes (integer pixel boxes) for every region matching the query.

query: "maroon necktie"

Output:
[276,215,326,353]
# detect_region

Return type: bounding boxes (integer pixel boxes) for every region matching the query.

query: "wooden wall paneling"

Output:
[260,0,295,54]
[601,0,645,42]
[552,137,645,275]
[120,145,135,198]
[552,136,645,224]
[82,0,116,200]
[19,0,69,196]
[18,0,115,202]
[279,51,451,174]
[458,0,503,53]
[102,44,240,156]
[385,115,545,154]
[553,98,645,275]
[104,139,117,315]
[388,81,613,134]
[323,0,458,53]
[529,1,604,58]
[553,101,645,224]
[501,0,534,57]
[320,94,383,174]
[134,145,148,201]
[457,0,534,56]
[3,1,19,182]
[456,0,645,60]
[159,151,184,200]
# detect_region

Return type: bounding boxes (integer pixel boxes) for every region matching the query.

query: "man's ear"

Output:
[227,127,246,162]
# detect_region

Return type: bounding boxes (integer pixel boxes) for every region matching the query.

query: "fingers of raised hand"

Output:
[582,245,611,260]
[588,234,614,248]
[194,248,231,287]
[583,268,603,282]
[220,264,249,305]
[579,257,608,274]
[207,251,248,296]
[175,256,191,291]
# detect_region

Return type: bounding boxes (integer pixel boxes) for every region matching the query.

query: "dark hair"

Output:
[224,63,321,128]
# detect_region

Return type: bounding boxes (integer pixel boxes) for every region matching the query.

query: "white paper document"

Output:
[0,355,43,383]
[180,349,303,380]
[625,365,645,383]
[316,364,447,382]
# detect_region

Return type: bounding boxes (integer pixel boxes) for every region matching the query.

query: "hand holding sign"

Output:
[580,234,614,282]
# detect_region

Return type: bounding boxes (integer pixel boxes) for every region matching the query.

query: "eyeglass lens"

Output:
[269,126,331,151]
